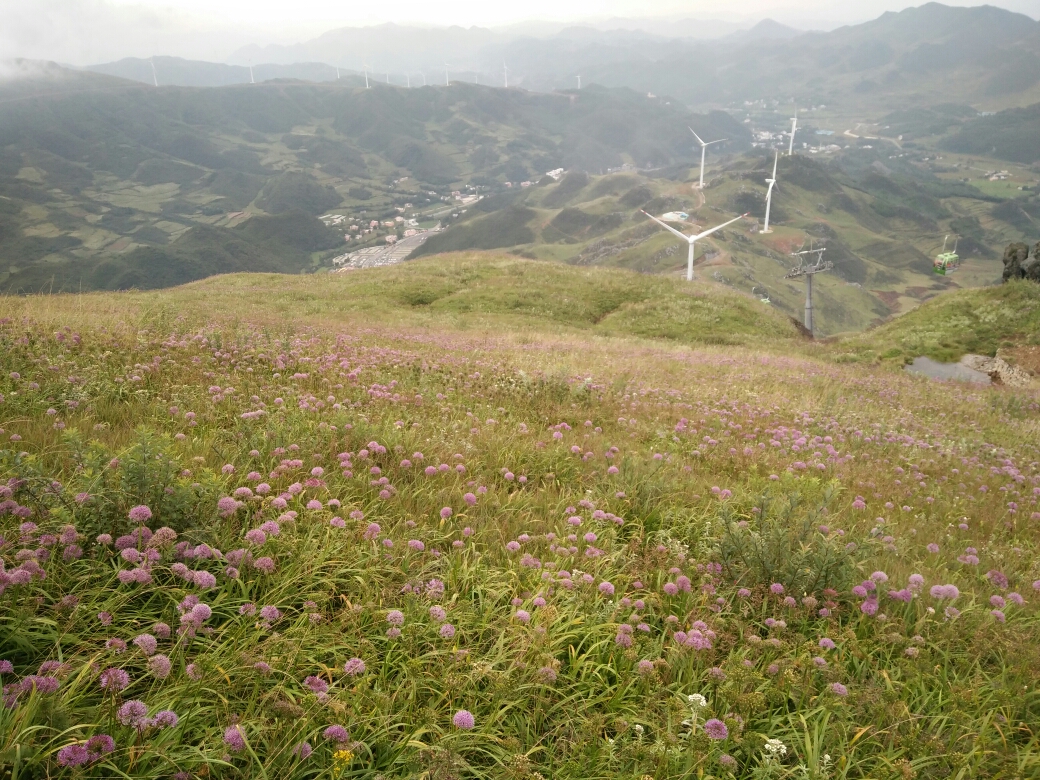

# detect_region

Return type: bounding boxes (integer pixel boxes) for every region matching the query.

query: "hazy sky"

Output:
[3,0,1039,64]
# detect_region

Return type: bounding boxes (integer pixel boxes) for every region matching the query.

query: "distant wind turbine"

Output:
[762,151,779,234]
[249,65,255,85]
[386,72,390,84]
[363,63,371,89]
[336,67,340,79]
[689,127,727,190]
[641,210,748,281]
[149,58,158,87]
[503,62,509,88]
[444,63,452,86]
[788,109,798,155]
[576,75,581,89]
[420,71,426,86]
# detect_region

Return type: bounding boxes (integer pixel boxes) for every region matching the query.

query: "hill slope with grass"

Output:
[1,257,1038,778]
[837,279,1040,365]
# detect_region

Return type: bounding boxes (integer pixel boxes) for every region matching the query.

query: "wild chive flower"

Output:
[829,682,849,696]
[452,710,475,729]
[117,700,149,728]
[259,605,281,621]
[704,719,728,740]
[223,725,246,752]
[99,668,130,691]
[148,654,172,679]
[387,610,404,626]
[343,658,366,676]
[127,505,152,523]
[323,725,349,743]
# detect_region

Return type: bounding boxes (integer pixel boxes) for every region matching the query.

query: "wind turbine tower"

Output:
[642,211,748,281]
[576,75,581,89]
[788,109,798,155]
[149,59,158,87]
[363,64,370,89]
[420,71,426,86]
[249,65,255,85]
[444,64,452,86]
[762,151,779,234]
[503,62,509,88]
[689,127,727,190]
[784,244,833,336]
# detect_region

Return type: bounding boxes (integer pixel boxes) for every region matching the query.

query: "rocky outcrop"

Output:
[1027,243,1040,282]
[960,354,1035,388]
[1002,242,1029,282]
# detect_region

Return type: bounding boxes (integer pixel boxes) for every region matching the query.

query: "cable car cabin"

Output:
[933,251,959,275]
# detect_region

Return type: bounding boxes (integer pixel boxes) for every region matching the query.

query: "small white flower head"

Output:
[764,738,787,758]
[633,724,644,736]
[688,693,708,709]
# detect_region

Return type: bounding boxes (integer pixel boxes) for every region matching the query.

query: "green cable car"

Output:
[933,235,959,276]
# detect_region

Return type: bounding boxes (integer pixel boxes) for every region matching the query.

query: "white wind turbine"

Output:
[249,64,255,84]
[762,151,779,234]
[149,58,158,87]
[363,63,371,89]
[444,63,452,86]
[642,210,748,281]
[503,62,509,88]
[689,127,727,190]
[576,75,582,89]
[420,71,426,86]
[788,109,798,155]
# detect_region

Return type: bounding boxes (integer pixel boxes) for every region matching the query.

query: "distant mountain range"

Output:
[77,4,1040,113]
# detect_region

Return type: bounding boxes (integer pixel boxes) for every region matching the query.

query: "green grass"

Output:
[0,267,1039,778]
[838,279,1040,363]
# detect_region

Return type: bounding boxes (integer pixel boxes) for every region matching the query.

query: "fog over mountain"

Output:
[2,0,1037,66]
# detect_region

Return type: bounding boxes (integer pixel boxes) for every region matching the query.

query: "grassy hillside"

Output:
[0,254,805,349]
[1,266,1038,779]
[837,279,1040,363]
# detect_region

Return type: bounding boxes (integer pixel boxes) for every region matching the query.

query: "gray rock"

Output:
[1002,242,1029,282]
[1023,255,1040,283]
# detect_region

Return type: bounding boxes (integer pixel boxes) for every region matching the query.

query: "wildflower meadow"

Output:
[1,269,1039,779]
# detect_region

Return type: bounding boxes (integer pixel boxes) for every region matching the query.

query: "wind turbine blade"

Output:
[688,127,705,146]
[641,211,693,242]
[693,213,748,241]
[705,138,727,146]
[772,151,779,178]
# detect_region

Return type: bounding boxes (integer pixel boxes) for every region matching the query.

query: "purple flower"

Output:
[636,659,655,675]
[387,610,405,626]
[407,539,425,552]
[514,609,531,623]
[719,754,737,768]
[440,506,453,519]
[57,744,91,767]
[117,699,149,728]
[704,719,729,740]
[452,710,475,729]
[0,660,12,674]
[133,634,158,655]
[343,657,366,676]
[224,725,246,752]
[259,605,281,621]
[253,556,276,574]
[769,583,784,595]
[148,654,172,679]
[439,623,456,639]
[99,668,130,691]
[986,570,1009,590]
[304,675,329,694]
[323,724,349,743]
[818,637,836,650]
[598,581,615,596]
[830,682,849,696]
[152,710,178,728]
[128,505,152,523]
[293,741,313,759]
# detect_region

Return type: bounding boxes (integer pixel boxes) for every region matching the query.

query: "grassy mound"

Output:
[11,254,803,349]
[838,280,1040,363]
